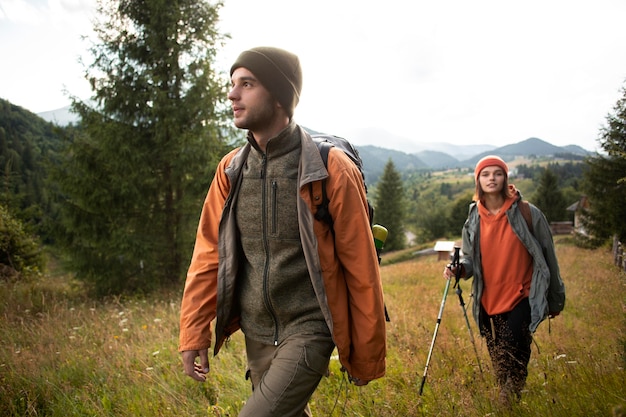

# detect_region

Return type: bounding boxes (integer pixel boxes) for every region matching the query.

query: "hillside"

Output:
[0,98,64,228]
[357,145,428,182]
[355,137,591,184]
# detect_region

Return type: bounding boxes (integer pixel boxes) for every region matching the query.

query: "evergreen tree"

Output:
[447,191,473,237]
[374,159,405,250]
[52,0,234,294]
[581,82,626,245]
[531,168,567,222]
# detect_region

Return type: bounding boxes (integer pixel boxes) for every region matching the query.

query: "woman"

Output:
[443,155,565,406]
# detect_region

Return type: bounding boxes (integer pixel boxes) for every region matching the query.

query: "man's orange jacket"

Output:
[179,125,386,382]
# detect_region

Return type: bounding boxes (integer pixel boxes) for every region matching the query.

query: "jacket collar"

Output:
[298,126,328,187]
[224,123,329,189]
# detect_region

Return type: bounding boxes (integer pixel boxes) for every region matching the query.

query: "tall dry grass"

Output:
[1,238,624,416]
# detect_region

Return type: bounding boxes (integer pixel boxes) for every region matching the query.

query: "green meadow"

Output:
[1,238,624,416]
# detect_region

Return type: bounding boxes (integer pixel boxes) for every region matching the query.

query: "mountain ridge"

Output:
[32,103,592,185]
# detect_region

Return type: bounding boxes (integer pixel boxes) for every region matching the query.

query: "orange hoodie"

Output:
[478,195,533,315]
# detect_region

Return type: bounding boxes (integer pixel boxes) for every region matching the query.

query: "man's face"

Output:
[228,67,278,130]
[478,166,506,195]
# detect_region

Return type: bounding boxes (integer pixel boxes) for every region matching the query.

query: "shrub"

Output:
[0,204,43,279]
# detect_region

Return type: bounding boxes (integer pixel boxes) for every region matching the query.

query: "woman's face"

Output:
[478,165,506,196]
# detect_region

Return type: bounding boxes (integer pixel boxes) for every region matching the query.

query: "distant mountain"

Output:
[345,127,496,161]
[32,105,592,183]
[358,145,427,183]
[354,137,593,183]
[37,105,79,126]
[415,150,463,170]
[463,137,592,166]
[562,144,593,155]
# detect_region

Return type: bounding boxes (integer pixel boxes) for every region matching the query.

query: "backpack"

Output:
[519,200,534,235]
[310,134,390,322]
[310,134,374,228]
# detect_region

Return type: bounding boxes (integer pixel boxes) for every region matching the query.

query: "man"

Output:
[179,46,387,417]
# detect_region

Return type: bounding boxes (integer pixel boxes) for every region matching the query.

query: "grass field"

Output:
[1,237,624,416]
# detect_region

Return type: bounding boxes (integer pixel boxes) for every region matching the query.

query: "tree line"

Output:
[1,0,625,295]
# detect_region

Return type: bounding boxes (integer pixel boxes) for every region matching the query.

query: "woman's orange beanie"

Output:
[474,155,508,180]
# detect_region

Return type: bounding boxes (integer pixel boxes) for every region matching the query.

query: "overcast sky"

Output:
[2,0,626,152]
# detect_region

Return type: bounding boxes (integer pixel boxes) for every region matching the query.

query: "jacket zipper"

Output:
[261,154,279,345]
[271,180,278,234]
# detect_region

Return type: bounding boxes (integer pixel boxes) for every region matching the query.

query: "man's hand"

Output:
[341,367,369,386]
[349,375,369,386]
[182,349,210,382]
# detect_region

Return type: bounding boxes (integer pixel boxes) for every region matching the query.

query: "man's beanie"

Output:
[231,46,302,118]
[474,155,509,180]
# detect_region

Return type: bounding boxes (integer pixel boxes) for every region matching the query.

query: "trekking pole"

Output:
[452,249,483,375]
[418,247,458,395]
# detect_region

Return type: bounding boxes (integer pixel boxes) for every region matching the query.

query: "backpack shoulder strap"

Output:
[312,140,334,228]
[519,200,534,235]
[316,139,332,167]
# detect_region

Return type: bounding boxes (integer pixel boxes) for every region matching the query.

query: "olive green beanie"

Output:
[230,46,302,118]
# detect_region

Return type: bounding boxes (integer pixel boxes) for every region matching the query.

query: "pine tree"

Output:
[531,168,567,223]
[447,191,473,237]
[374,159,405,250]
[581,82,626,244]
[52,0,234,294]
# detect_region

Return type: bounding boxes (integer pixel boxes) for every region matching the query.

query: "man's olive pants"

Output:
[238,333,335,417]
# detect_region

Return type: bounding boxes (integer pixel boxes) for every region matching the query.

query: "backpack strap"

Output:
[519,200,534,235]
[312,141,334,229]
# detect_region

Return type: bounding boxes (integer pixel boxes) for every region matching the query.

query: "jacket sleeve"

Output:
[178,152,234,352]
[325,148,387,381]
[530,205,566,313]
[460,203,476,278]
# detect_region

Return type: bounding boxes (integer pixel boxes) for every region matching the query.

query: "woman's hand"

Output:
[442,263,463,280]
